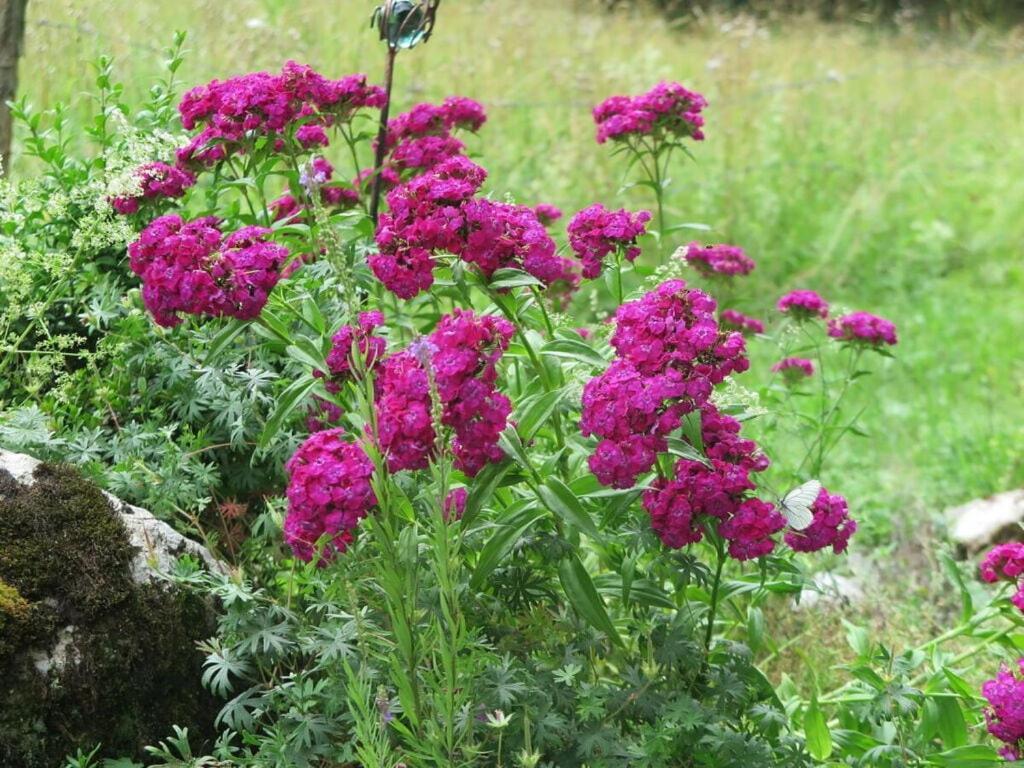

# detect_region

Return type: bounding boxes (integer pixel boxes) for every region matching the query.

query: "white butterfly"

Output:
[779,480,822,531]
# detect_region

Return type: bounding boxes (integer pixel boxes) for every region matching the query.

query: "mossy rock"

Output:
[0,451,221,767]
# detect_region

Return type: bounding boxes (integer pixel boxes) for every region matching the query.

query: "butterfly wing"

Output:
[780,479,822,531]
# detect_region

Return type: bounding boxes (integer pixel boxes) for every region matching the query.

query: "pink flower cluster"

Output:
[283,428,377,563]
[784,487,857,554]
[720,309,764,336]
[372,156,566,298]
[828,311,898,347]
[982,659,1024,761]
[772,356,815,383]
[642,405,784,560]
[444,487,468,521]
[567,204,652,279]
[593,81,707,144]
[375,310,514,476]
[683,243,755,278]
[777,289,829,320]
[112,162,196,215]
[580,280,748,488]
[381,97,486,177]
[980,543,1024,613]
[318,311,388,391]
[533,204,563,227]
[177,61,385,169]
[128,215,288,327]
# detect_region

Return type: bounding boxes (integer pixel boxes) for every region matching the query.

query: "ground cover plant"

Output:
[2,1,1024,767]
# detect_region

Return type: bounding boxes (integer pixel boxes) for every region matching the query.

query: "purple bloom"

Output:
[111,162,196,214]
[784,487,857,554]
[720,309,764,335]
[593,81,707,144]
[982,659,1024,761]
[828,311,898,347]
[771,357,815,383]
[683,242,755,278]
[567,203,651,279]
[777,289,829,320]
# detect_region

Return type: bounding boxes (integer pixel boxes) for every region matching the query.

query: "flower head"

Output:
[980,543,1024,613]
[682,242,755,278]
[828,311,898,347]
[284,429,377,564]
[982,659,1024,761]
[772,357,815,384]
[567,203,651,279]
[111,162,196,214]
[593,81,707,144]
[320,311,388,388]
[720,309,764,335]
[777,289,829,320]
[784,487,857,554]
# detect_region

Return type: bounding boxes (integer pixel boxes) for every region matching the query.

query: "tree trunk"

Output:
[0,0,28,172]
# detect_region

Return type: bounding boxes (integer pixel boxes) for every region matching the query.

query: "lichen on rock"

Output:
[0,450,220,767]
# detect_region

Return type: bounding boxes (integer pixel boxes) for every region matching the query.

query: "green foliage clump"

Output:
[0,462,217,768]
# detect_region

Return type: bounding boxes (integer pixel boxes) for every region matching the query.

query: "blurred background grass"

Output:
[14,0,1024,678]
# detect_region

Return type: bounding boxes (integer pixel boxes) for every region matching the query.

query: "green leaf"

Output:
[259,376,318,447]
[541,339,608,369]
[516,388,567,443]
[488,268,544,290]
[538,477,602,541]
[926,745,1003,767]
[666,436,709,466]
[804,695,832,761]
[471,503,544,590]
[206,319,248,360]
[933,695,968,748]
[558,553,622,646]
[460,459,513,531]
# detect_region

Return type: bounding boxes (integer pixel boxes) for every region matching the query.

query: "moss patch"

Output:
[0,462,217,767]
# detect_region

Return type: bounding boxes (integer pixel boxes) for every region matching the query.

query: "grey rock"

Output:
[946,490,1024,554]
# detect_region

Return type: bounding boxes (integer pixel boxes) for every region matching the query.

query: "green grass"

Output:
[15,0,1024,677]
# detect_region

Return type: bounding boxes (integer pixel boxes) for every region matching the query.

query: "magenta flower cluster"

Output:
[593,81,707,144]
[642,404,784,560]
[567,203,652,279]
[533,203,563,227]
[982,659,1024,761]
[772,356,815,383]
[283,428,376,563]
[372,156,566,298]
[784,487,856,554]
[318,311,388,392]
[580,280,748,489]
[128,215,288,327]
[777,289,829,320]
[380,97,486,177]
[112,162,196,215]
[375,310,514,476]
[720,309,764,336]
[828,311,898,347]
[683,242,755,278]
[980,542,1024,613]
[176,61,384,169]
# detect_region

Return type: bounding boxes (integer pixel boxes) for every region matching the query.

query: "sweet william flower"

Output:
[777,289,829,320]
[682,242,755,278]
[720,309,764,335]
[111,162,196,214]
[980,543,1024,613]
[593,81,707,144]
[772,356,815,383]
[784,487,857,554]
[828,311,898,347]
[982,659,1024,761]
[567,203,651,279]
[283,428,377,564]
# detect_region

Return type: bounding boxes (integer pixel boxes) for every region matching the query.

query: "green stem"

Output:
[704,536,727,655]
